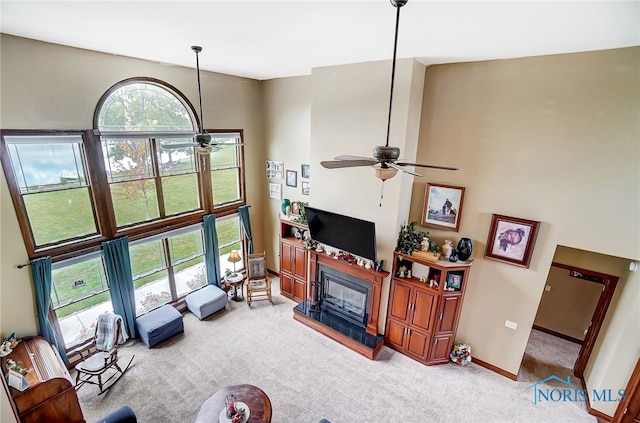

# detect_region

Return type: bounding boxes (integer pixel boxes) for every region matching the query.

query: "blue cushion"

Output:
[95,405,136,423]
[136,304,183,348]
[185,285,227,320]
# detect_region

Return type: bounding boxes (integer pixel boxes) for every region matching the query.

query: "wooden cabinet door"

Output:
[411,289,437,333]
[385,319,407,350]
[280,273,294,296]
[280,242,293,274]
[429,334,453,363]
[436,295,461,335]
[293,278,306,302]
[388,280,412,323]
[406,329,429,360]
[293,245,307,279]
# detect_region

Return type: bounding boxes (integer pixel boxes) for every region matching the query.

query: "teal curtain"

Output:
[30,256,69,365]
[203,214,222,287]
[238,205,254,254]
[103,237,137,338]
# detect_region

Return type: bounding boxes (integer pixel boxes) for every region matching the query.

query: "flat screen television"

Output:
[304,206,377,262]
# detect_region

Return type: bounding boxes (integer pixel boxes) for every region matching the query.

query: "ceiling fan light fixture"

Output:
[371,164,398,181]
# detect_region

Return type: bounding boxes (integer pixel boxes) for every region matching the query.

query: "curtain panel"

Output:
[30,256,69,364]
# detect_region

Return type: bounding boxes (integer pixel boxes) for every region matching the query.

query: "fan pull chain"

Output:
[379,181,385,207]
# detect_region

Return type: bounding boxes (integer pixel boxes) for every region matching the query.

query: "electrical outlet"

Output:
[545,285,551,292]
[505,320,518,330]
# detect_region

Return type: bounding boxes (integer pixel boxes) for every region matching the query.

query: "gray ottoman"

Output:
[186,285,227,320]
[136,304,184,347]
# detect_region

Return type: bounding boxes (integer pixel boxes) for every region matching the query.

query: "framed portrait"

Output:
[484,214,540,268]
[269,182,281,200]
[421,183,465,231]
[301,164,310,179]
[446,273,462,290]
[286,170,297,187]
[302,181,310,195]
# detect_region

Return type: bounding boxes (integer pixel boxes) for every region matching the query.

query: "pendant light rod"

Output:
[385,0,407,148]
[191,45,205,134]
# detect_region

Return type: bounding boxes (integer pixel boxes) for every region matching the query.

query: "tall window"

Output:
[1,76,247,353]
[2,134,98,249]
[51,253,113,349]
[98,81,203,227]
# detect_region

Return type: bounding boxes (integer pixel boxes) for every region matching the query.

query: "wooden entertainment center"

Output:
[280,216,472,365]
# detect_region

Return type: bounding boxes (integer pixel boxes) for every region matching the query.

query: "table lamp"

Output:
[228,250,241,276]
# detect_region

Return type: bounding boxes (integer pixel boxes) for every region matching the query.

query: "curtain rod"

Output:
[17,263,31,269]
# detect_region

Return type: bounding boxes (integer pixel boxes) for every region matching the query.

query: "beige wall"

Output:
[261,76,311,270]
[0,34,266,339]
[534,265,603,341]
[407,47,639,414]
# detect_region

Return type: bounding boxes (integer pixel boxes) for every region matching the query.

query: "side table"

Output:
[195,384,272,423]
[225,273,245,302]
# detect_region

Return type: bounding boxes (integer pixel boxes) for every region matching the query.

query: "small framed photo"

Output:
[446,273,462,290]
[302,181,310,195]
[286,170,297,187]
[269,182,281,200]
[421,183,465,231]
[484,214,540,268]
[301,164,310,179]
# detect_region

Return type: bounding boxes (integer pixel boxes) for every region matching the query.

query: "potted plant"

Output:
[396,222,428,255]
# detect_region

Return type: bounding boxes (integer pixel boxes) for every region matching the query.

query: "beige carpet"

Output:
[77,279,597,423]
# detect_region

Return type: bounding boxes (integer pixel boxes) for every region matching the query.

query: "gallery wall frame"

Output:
[266,160,284,179]
[302,181,309,195]
[301,164,310,179]
[484,214,540,268]
[269,182,281,200]
[286,170,297,187]
[421,183,465,231]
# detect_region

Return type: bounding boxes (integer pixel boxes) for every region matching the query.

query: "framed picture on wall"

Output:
[302,181,310,195]
[301,164,310,179]
[286,170,297,187]
[484,214,540,268]
[266,160,284,179]
[421,183,465,231]
[269,183,281,200]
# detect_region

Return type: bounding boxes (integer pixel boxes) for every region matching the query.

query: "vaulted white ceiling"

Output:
[1,1,638,80]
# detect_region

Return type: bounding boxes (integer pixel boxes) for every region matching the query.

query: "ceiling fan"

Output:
[163,46,243,155]
[320,0,458,181]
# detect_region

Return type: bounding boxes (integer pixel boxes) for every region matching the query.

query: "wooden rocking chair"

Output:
[245,252,273,306]
[74,312,134,395]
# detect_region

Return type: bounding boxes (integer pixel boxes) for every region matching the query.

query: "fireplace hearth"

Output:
[293,250,389,360]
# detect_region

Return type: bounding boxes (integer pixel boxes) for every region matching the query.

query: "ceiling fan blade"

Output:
[334,155,376,162]
[209,141,245,146]
[388,162,422,177]
[321,160,377,169]
[397,162,459,171]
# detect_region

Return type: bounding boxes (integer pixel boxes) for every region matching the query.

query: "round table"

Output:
[195,384,272,423]
[225,273,245,302]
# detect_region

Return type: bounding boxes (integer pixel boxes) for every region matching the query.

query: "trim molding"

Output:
[579,377,613,423]
[471,357,518,381]
[532,324,583,345]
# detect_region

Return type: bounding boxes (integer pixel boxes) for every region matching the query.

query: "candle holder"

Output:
[225,394,237,418]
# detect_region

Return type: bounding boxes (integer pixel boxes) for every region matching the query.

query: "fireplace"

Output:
[317,263,370,327]
[293,250,389,360]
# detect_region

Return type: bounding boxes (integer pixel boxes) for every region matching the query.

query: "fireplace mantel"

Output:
[293,250,389,359]
[309,250,388,335]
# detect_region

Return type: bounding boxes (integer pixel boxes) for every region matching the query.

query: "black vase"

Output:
[457,238,473,261]
[448,249,458,263]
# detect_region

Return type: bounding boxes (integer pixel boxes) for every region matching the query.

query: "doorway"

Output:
[519,248,620,383]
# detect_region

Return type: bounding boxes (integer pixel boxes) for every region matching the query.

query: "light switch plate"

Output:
[545,285,551,292]
[505,320,518,330]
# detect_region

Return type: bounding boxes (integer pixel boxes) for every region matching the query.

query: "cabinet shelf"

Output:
[279,218,309,302]
[385,252,472,365]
